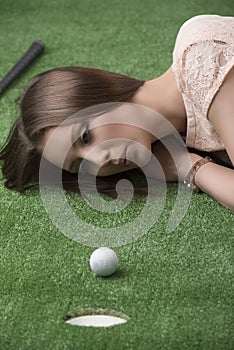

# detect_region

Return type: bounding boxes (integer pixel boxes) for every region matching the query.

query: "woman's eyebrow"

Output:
[71,123,82,149]
[68,124,84,172]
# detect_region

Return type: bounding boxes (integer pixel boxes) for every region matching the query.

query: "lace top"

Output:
[172,14,234,151]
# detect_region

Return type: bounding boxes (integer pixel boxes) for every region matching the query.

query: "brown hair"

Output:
[0,66,150,199]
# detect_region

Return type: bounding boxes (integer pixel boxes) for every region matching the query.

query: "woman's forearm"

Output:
[194,160,234,211]
[147,144,234,211]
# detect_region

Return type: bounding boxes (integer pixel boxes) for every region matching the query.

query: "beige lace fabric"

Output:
[172,15,234,151]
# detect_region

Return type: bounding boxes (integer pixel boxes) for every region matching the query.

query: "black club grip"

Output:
[0,40,45,96]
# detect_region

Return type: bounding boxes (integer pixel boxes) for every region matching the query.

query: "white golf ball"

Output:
[89,247,119,277]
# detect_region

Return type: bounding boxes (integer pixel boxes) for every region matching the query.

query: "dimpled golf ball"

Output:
[89,247,119,277]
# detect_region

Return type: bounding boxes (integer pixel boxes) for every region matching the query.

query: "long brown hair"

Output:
[0,66,151,199]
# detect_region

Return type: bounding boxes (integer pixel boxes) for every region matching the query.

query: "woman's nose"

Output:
[84,149,110,167]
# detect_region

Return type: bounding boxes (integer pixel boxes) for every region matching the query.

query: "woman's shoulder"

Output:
[173,14,234,60]
[177,14,233,31]
[176,14,234,37]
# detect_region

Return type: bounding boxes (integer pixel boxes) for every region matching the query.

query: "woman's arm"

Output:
[199,67,234,210]
[190,153,234,211]
[144,138,234,211]
[208,67,234,165]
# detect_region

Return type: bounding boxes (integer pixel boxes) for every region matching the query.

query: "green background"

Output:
[0,1,233,349]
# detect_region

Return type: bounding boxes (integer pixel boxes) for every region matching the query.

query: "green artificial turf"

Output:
[0,1,234,349]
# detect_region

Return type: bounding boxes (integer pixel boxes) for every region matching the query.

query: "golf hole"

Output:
[64,308,130,328]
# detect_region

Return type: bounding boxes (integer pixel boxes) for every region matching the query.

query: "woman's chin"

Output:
[96,163,138,177]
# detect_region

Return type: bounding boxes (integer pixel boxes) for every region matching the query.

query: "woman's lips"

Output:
[124,159,131,166]
[113,148,131,167]
[123,149,131,167]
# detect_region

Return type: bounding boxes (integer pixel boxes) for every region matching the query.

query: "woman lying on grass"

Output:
[0,14,234,210]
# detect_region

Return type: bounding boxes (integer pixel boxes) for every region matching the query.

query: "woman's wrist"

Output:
[184,154,214,191]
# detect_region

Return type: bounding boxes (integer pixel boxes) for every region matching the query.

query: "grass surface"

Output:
[0,1,234,349]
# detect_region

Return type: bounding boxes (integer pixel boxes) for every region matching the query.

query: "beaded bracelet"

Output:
[184,156,214,191]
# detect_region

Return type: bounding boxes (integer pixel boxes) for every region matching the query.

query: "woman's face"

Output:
[39,106,156,177]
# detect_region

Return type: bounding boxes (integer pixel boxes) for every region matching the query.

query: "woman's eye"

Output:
[81,128,90,144]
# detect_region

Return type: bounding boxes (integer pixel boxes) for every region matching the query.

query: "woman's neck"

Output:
[131,66,187,135]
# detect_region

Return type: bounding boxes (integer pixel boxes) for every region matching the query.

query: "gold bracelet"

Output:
[184,156,214,191]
